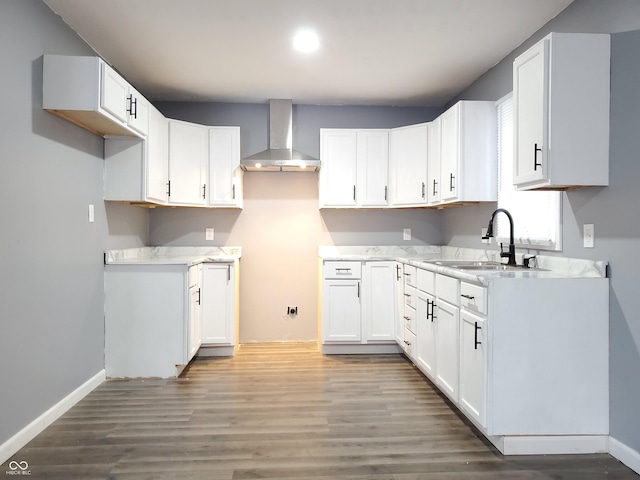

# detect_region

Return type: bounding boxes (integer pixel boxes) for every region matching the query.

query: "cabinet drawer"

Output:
[404,285,416,308]
[417,268,435,293]
[403,327,417,359]
[323,261,361,279]
[460,282,487,315]
[403,264,417,287]
[436,273,459,305]
[403,303,416,334]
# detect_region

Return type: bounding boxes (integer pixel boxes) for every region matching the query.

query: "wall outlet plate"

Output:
[403,228,411,241]
[205,228,214,241]
[583,224,594,248]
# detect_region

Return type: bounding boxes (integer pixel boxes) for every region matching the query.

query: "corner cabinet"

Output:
[43,55,149,138]
[104,104,169,204]
[319,129,389,208]
[513,33,610,190]
[389,123,428,207]
[438,101,497,205]
[320,260,399,353]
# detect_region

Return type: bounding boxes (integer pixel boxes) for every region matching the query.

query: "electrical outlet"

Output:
[287,306,298,316]
[583,224,594,248]
[403,228,411,241]
[205,228,214,241]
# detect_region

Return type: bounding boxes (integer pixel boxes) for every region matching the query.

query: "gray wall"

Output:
[150,103,443,342]
[0,0,148,447]
[444,0,640,454]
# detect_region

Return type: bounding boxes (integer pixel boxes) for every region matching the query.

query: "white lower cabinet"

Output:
[105,264,200,378]
[321,260,398,352]
[397,262,609,455]
[188,265,203,360]
[459,309,487,428]
[201,262,237,348]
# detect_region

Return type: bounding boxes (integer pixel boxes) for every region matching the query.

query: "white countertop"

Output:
[319,245,607,285]
[105,246,242,266]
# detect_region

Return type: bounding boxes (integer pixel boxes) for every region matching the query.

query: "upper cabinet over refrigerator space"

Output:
[43,55,149,138]
[513,33,610,191]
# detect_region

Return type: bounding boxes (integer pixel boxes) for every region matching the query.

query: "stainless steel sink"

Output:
[427,260,548,272]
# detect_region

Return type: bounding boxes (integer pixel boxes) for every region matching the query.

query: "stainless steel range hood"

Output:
[240,99,320,172]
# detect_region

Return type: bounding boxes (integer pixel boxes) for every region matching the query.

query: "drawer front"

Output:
[460,282,487,315]
[404,285,417,308]
[403,303,416,334]
[403,327,417,359]
[436,273,459,305]
[403,264,417,287]
[323,261,362,279]
[417,268,435,294]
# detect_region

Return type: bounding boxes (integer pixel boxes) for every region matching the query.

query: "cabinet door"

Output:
[460,310,487,428]
[435,299,459,401]
[389,124,428,206]
[394,263,405,344]
[416,291,436,379]
[322,279,361,342]
[146,105,169,203]
[362,262,395,342]
[126,86,150,136]
[513,39,548,186]
[427,118,441,205]
[168,120,208,206]
[440,104,460,202]
[100,62,128,123]
[357,131,389,206]
[201,263,236,345]
[319,129,358,207]
[208,127,241,206]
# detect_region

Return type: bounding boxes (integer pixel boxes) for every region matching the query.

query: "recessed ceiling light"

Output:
[293,29,319,53]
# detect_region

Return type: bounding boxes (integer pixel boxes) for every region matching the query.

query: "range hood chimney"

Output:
[240,99,320,172]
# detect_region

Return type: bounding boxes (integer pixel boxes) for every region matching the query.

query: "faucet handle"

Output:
[523,255,537,268]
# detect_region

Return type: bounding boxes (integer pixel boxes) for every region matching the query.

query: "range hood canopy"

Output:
[240,99,320,172]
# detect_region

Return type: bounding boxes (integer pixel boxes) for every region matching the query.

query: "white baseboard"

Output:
[322,343,402,355]
[492,435,609,455]
[610,437,640,475]
[0,369,105,465]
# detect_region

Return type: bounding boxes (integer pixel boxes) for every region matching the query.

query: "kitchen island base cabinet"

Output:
[105,264,195,379]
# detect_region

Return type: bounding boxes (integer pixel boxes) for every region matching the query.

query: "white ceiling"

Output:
[42,0,574,107]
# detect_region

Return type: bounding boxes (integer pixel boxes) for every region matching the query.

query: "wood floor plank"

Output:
[4,342,638,479]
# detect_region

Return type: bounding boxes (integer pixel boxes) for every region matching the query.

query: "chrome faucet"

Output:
[482,208,517,266]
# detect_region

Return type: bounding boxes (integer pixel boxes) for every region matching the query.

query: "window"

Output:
[496,94,562,251]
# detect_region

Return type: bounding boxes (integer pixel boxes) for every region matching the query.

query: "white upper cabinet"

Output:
[208,126,243,208]
[389,123,428,207]
[319,129,359,207]
[104,104,168,204]
[168,120,208,206]
[357,130,390,206]
[513,33,610,190]
[319,129,389,208]
[439,101,497,205]
[43,55,149,138]
[426,118,441,206]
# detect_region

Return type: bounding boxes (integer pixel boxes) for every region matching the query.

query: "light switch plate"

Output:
[403,228,411,241]
[206,228,214,241]
[88,204,94,223]
[583,224,594,248]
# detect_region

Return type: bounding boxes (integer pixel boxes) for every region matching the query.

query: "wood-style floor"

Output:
[7,342,638,479]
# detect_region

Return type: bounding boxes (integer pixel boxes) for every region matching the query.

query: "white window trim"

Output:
[495,93,562,252]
